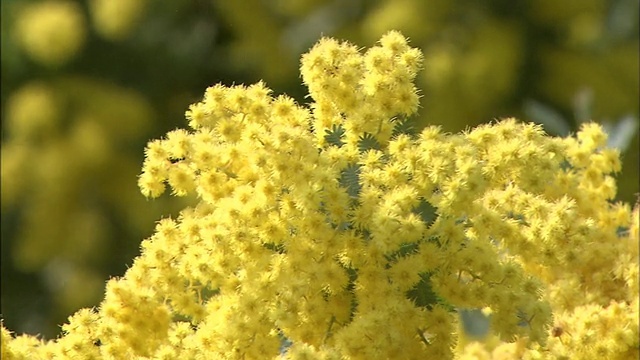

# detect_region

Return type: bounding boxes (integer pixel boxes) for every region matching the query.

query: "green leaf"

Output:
[384,242,420,265]
[340,163,362,199]
[324,124,345,147]
[524,100,571,136]
[406,272,454,311]
[358,132,382,152]
[392,117,417,138]
[604,115,639,152]
[413,199,438,227]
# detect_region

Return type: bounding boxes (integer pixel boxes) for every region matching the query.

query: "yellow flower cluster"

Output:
[457,337,529,360]
[2,31,637,360]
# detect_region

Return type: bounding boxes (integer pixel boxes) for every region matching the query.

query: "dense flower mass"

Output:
[1,31,638,360]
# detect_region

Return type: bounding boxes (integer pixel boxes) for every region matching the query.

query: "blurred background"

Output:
[1,0,638,339]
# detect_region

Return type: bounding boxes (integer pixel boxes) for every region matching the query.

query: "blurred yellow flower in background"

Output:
[89,0,148,41]
[14,1,86,67]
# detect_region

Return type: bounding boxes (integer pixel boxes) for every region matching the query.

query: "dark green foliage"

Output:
[357,132,382,152]
[413,198,438,227]
[263,242,286,254]
[406,271,455,312]
[392,117,418,138]
[384,242,420,265]
[340,163,362,199]
[324,124,345,147]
